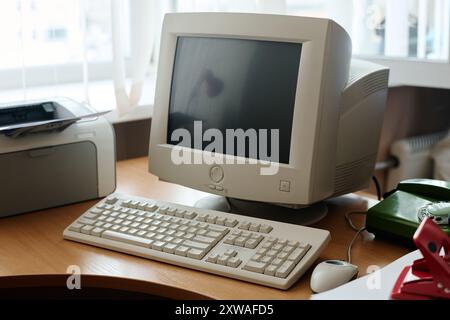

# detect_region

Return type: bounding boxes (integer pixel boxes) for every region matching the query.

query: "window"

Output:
[0,0,449,113]
[286,0,449,61]
[0,0,116,89]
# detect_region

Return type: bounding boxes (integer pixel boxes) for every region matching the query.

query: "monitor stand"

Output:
[194,195,327,226]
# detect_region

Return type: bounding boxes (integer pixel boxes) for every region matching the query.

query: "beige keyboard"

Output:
[63,193,330,289]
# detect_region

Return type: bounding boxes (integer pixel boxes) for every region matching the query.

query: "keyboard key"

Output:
[174,231,185,238]
[129,228,139,235]
[224,235,237,245]
[251,254,261,261]
[145,204,158,212]
[91,227,104,236]
[231,230,242,236]
[277,252,289,260]
[272,244,283,251]
[243,261,266,273]
[257,248,267,255]
[275,260,296,278]
[187,248,205,260]
[206,216,217,224]
[145,232,156,239]
[282,246,295,254]
[245,239,259,249]
[183,240,210,251]
[68,223,83,232]
[175,246,189,257]
[238,221,250,230]
[84,212,99,219]
[154,234,165,241]
[260,256,273,264]
[166,229,176,236]
[249,223,260,232]
[299,242,311,249]
[152,241,166,251]
[78,218,95,225]
[241,231,251,238]
[224,249,237,257]
[121,199,132,207]
[206,231,222,239]
[227,257,242,268]
[184,211,197,219]
[81,225,94,234]
[163,243,177,254]
[208,224,230,233]
[264,264,277,276]
[137,230,147,237]
[171,238,183,245]
[102,230,153,248]
[129,201,140,209]
[234,237,247,247]
[167,208,177,216]
[193,235,216,245]
[217,255,228,265]
[215,217,226,225]
[163,236,174,243]
[271,258,283,266]
[184,233,195,240]
[260,224,273,233]
[287,247,308,263]
[207,253,219,263]
[250,234,264,241]
[225,218,239,227]
[119,227,130,233]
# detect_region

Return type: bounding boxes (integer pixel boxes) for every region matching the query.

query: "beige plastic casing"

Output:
[149,13,386,205]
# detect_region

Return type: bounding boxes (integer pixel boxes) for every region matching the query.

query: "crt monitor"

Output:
[149,13,389,210]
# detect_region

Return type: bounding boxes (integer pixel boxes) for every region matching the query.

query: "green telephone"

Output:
[366,179,450,243]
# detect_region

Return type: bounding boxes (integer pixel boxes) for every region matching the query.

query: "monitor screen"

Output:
[167,36,302,164]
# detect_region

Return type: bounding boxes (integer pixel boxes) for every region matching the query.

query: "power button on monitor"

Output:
[279,180,291,192]
[210,166,224,183]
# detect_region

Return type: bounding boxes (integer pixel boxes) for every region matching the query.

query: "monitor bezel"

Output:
[150,13,350,204]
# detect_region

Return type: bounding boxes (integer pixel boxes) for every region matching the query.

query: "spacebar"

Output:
[102,230,152,247]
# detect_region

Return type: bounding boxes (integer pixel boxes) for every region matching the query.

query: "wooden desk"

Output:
[0,157,410,299]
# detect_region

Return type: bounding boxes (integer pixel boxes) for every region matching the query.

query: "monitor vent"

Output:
[334,154,376,196]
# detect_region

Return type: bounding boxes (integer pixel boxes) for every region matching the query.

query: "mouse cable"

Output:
[345,176,382,263]
[345,211,367,264]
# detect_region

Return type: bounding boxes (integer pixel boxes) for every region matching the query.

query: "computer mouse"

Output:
[310,260,358,293]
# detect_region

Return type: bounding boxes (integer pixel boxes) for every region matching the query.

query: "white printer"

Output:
[0,97,116,217]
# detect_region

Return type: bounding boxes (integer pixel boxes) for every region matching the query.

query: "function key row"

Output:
[99,198,199,221]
